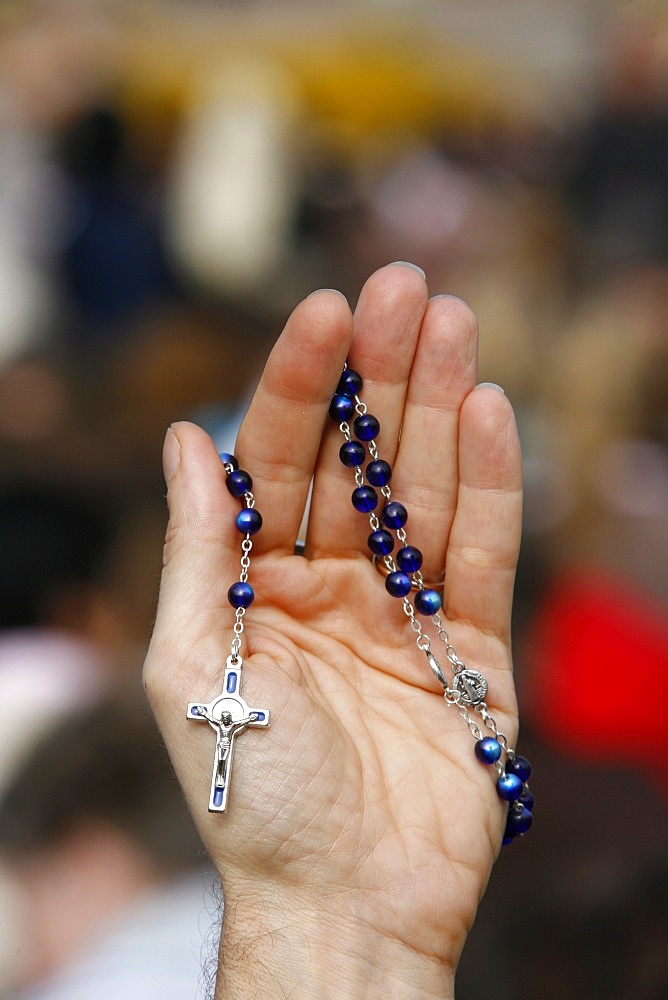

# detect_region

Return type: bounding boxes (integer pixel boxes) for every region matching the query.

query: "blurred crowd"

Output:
[0,1,666,998]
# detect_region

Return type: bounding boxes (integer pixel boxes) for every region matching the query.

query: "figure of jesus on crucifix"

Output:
[187,655,270,812]
[202,707,257,787]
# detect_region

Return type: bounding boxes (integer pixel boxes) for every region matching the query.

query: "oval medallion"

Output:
[452,669,488,705]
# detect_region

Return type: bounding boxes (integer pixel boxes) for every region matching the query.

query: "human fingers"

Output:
[444,384,523,645]
[234,289,354,553]
[307,262,429,557]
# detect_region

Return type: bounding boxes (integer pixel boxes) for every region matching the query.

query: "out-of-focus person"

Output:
[0,694,215,1000]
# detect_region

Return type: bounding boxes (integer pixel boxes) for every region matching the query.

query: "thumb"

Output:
[144,421,239,706]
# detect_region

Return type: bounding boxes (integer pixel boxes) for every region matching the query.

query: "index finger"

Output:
[235,289,354,554]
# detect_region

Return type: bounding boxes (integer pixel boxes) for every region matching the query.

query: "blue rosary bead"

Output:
[507,755,532,782]
[366,460,392,487]
[353,413,380,441]
[337,369,363,397]
[385,572,412,598]
[219,452,239,470]
[329,394,355,422]
[235,508,262,535]
[352,486,378,512]
[475,737,502,764]
[496,772,523,802]
[339,441,366,467]
[381,501,408,529]
[414,588,441,615]
[395,545,423,573]
[226,469,253,498]
[228,581,254,609]
[519,789,534,812]
[368,529,394,556]
[505,804,534,836]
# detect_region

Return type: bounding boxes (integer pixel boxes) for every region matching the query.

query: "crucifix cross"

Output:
[187,655,270,813]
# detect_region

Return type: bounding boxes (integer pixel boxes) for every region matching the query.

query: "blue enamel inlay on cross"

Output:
[226,672,238,694]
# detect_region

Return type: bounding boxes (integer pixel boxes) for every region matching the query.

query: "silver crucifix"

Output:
[187,655,270,813]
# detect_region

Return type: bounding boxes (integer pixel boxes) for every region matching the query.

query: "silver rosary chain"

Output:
[228,483,256,660]
[338,381,516,761]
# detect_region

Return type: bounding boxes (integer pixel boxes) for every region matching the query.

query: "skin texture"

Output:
[144,263,523,999]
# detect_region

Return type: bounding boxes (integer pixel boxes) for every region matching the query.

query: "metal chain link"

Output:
[239,538,253,582]
[475,704,513,758]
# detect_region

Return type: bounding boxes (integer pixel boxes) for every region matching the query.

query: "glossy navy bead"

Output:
[505,804,534,835]
[352,486,378,512]
[415,589,441,615]
[475,737,502,765]
[395,545,423,573]
[329,394,355,422]
[502,833,517,846]
[337,369,363,398]
[226,469,252,497]
[496,772,523,802]
[353,413,380,441]
[235,508,262,535]
[519,789,535,812]
[366,460,392,487]
[381,502,408,530]
[219,452,239,470]
[507,755,532,782]
[385,572,412,598]
[339,441,365,468]
[228,582,254,609]
[368,530,394,556]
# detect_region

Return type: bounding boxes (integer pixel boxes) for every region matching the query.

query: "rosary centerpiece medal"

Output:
[186,455,269,813]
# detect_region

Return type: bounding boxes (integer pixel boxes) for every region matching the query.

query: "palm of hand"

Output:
[145,264,522,970]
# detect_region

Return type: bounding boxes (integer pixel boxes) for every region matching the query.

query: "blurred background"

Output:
[0,0,666,997]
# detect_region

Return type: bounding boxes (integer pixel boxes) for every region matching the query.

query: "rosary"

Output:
[188,365,534,845]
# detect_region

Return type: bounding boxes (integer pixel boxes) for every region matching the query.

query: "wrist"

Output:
[215,878,456,1000]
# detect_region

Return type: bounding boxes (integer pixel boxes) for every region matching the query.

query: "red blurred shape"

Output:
[527,569,668,770]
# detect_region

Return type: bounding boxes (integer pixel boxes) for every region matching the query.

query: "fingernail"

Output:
[475,382,505,394]
[307,288,348,300]
[389,261,426,280]
[163,426,181,485]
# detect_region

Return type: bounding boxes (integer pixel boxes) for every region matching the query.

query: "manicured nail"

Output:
[475,382,505,394]
[389,261,426,279]
[163,426,181,485]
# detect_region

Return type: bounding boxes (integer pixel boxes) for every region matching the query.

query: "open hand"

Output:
[144,262,523,999]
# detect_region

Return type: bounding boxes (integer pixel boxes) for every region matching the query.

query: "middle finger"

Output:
[306,262,429,558]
